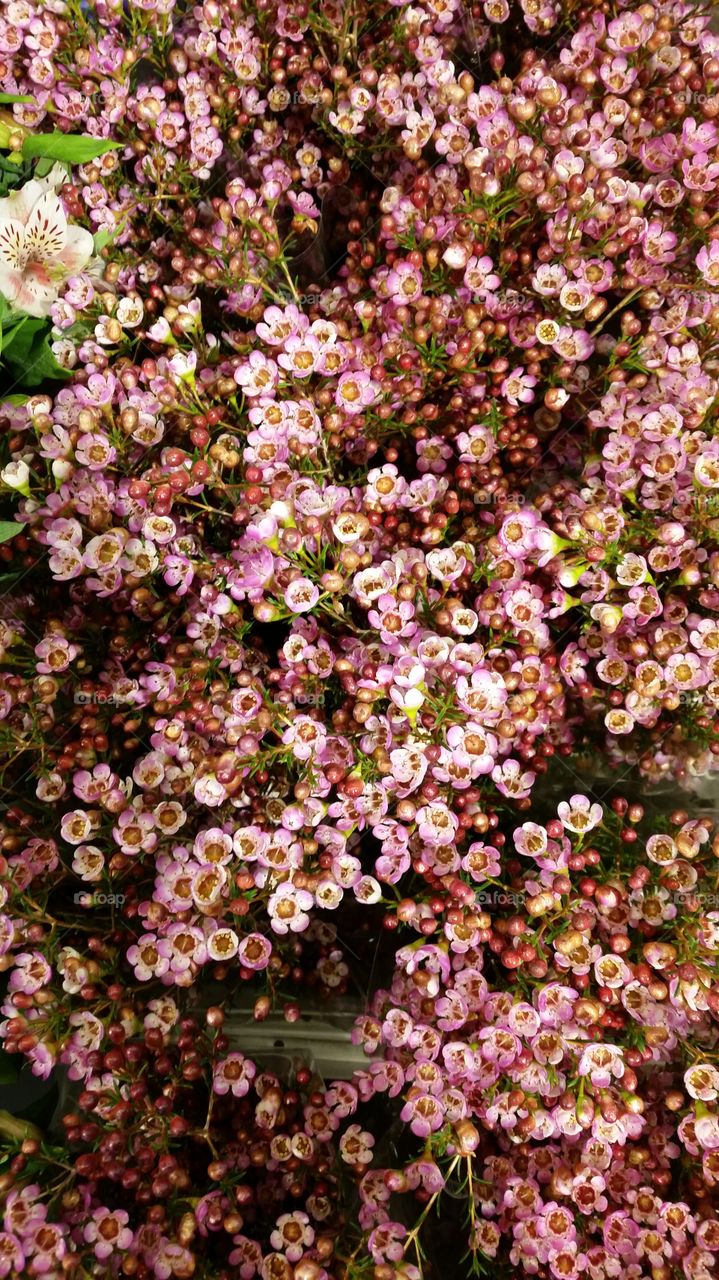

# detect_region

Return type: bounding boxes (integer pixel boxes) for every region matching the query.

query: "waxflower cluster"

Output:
[351,797,719,1279]
[0,0,718,1278]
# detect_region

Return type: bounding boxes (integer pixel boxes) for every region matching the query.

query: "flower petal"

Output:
[0,217,26,274]
[23,192,67,263]
[0,259,23,305]
[38,163,70,193]
[0,180,49,228]
[14,263,57,318]
[58,225,94,276]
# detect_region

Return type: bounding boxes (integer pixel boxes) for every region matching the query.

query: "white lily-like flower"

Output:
[0,177,94,317]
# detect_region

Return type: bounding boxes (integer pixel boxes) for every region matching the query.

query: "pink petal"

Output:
[14,263,57,318]
[0,259,23,306]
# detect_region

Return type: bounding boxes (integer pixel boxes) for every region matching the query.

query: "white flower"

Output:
[546,387,569,409]
[389,684,425,725]
[536,319,560,345]
[442,243,469,269]
[1,459,30,493]
[115,297,144,327]
[52,459,74,482]
[146,317,173,343]
[40,164,69,192]
[0,180,94,317]
[590,603,623,633]
[615,553,650,586]
[557,794,603,833]
[51,338,77,368]
[685,1063,719,1102]
[26,395,53,419]
[695,454,719,489]
[168,350,196,383]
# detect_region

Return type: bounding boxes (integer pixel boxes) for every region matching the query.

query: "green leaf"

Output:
[0,156,30,197]
[2,314,43,363]
[93,227,112,253]
[0,94,33,105]
[0,523,25,543]
[21,132,122,163]
[20,335,69,388]
[33,156,57,179]
[26,337,69,387]
[2,316,69,388]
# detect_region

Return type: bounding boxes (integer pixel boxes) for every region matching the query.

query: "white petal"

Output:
[37,163,69,193]
[23,192,67,263]
[57,224,94,275]
[0,259,23,305]
[1,460,29,488]
[0,217,26,273]
[14,264,57,317]
[0,180,49,228]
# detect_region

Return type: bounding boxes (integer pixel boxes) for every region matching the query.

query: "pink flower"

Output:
[213,1053,257,1097]
[84,1209,133,1260]
[0,1233,24,1278]
[335,370,379,414]
[284,577,320,613]
[400,1092,445,1138]
[500,366,537,405]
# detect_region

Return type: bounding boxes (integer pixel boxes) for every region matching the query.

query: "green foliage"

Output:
[0,311,69,390]
[0,523,26,543]
[21,132,121,164]
[0,151,32,198]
